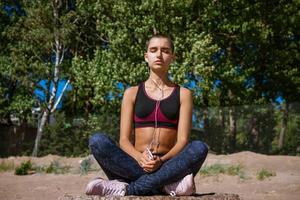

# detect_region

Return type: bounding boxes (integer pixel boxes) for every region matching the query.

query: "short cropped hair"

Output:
[146,34,174,53]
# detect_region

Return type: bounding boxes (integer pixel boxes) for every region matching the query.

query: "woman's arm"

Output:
[119,86,164,172]
[119,86,142,162]
[160,87,193,162]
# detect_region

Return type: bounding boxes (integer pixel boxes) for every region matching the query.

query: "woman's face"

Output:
[144,37,175,73]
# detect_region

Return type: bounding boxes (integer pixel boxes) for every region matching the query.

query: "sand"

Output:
[0,151,299,200]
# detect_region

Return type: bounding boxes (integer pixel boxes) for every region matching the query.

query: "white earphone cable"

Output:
[148,78,164,152]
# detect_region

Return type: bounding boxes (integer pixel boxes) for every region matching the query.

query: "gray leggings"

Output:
[89,133,208,195]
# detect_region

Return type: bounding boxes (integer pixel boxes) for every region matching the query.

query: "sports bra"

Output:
[133,82,180,129]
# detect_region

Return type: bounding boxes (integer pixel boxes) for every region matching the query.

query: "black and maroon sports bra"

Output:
[133,82,180,129]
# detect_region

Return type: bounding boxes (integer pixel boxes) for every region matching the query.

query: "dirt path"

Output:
[1,151,299,200]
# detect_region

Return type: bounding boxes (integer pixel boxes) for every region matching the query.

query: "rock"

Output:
[58,193,240,200]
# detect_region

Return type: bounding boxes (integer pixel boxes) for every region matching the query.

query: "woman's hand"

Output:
[138,150,163,173]
[144,156,163,173]
[137,150,151,168]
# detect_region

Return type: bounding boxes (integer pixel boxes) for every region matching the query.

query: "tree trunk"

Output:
[32,0,65,156]
[249,117,259,150]
[32,66,58,156]
[32,79,69,157]
[278,102,289,150]
[228,89,237,152]
[32,109,49,156]
[218,108,225,128]
[203,93,209,131]
[229,106,237,151]
[203,107,209,130]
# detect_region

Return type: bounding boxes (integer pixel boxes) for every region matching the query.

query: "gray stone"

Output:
[59,193,240,200]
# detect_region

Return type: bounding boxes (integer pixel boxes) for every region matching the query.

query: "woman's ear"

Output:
[144,53,148,63]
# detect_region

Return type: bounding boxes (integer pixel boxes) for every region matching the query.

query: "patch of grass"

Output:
[256,169,276,181]
[200,163,246,179]
[15,160,33,175]
[14,160,70,175]
[45,160,70,174]
[0,160,14,172]
[33,160,70,174]
[200,163,226,176]
[79,157,92,175]
[227,165,246,179]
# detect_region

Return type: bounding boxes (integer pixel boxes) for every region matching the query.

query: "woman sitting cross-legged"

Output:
[85,34,208,196]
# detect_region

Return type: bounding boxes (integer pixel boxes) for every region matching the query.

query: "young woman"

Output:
[86,34,208,196]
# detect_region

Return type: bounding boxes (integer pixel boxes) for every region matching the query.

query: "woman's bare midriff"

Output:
[134,127,177,154]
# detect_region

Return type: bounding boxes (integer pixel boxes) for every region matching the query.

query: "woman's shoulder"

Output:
[123,85,139,102]
[124,85,139,94]
[176,84,192,95]
[179,86,192,93]
[178,86,192,101]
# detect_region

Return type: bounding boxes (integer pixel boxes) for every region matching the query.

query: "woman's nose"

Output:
[156,50,162,57]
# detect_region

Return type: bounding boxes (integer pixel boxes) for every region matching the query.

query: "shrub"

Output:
[79,157,92,175]
[200,163,246,179]
[15,160,32,175]
[0,160,14,172]
[45,160,70,174]
[256,169,276,180]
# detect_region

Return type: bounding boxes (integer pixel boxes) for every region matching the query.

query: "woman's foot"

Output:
[85,177,128,196]
[163,173,195,196]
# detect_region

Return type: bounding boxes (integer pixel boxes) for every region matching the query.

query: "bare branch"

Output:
[51,79,70,113]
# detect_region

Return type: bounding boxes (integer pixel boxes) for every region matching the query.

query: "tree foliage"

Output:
[0,0,299,156]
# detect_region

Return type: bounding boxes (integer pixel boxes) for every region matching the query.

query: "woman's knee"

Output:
[188,140,208,162]
[89,132,111,150]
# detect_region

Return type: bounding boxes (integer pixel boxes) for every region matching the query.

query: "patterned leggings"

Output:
[89,133,208,195]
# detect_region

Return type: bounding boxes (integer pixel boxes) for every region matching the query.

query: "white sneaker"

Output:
[85,177,128,196]
[163,174,196,196]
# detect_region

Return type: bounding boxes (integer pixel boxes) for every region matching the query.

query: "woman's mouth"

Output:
[154,60,163,64]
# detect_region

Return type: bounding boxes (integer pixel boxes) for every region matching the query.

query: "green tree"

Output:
[0,1,34,126]
[1,0,299,155]
[2,1,76,156]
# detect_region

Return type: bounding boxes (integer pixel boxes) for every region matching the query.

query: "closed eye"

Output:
[149,47,171,54]
[161,48,171,54]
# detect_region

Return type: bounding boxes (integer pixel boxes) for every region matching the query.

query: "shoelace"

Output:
[165,174,196,196]
[169,191,177,196]
[105,188,125,196]
[103,180,126,196]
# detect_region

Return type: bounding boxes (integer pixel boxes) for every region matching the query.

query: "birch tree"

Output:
[32,0,75,156]
[2,0,75,156]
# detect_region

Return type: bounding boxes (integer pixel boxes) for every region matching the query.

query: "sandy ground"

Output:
[0,151,299,200]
